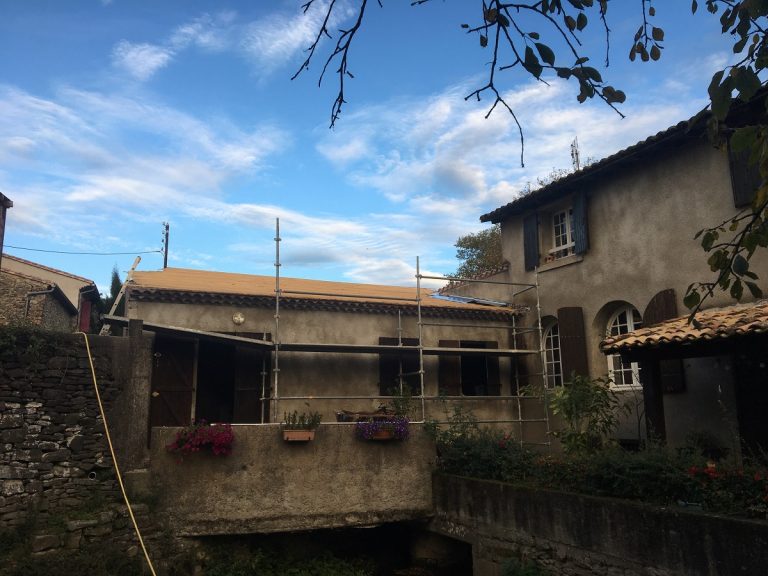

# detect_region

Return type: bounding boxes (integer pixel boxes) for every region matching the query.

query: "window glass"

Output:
[543,323,562,387]
[607,306,643,387]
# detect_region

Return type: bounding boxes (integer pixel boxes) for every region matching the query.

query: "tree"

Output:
[296,0,768,314]
[451,224,503,279]
[101,266,124,318]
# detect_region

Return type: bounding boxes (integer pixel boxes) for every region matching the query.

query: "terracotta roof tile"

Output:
[601,300,768,353]
[130,268,523,320]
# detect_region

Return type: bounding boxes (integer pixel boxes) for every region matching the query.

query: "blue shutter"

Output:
[572,191,589,255]
[523,213,539,271]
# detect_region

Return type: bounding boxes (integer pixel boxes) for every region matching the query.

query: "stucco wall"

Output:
[451,140,766,445]
[432,474,768,576]
[128,299,538,430]
[150,424,436,535]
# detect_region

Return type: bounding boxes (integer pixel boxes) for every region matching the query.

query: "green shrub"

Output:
[437,428,534,483]
[549,374,629,455]
[501,556,551,576]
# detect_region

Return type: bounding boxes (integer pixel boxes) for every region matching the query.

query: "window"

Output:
[606,306,643,388]
[543,323,563,387]
[550,208,574,260]
[438,340,500,396]
[379,337,421,396]
[523,191,589,271]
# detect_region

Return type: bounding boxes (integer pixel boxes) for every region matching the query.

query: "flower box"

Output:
[355,416,410,441]
[283,429,316,442]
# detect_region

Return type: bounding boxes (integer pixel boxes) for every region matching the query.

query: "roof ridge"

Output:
[2,253,95,284]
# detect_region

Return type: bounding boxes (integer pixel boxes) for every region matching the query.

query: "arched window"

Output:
[606,306,643,387]
[543,322,563,387]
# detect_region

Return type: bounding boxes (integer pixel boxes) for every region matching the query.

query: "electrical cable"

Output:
[6,245,162,256]
[78,332,158,576]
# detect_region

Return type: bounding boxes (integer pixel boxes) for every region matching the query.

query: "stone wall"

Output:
[432,474,768,576]
[0,327,154,556]
[0,271,73,332]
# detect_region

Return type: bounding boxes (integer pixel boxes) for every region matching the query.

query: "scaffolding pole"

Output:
[273,219,281,424]
[416,257,426,422]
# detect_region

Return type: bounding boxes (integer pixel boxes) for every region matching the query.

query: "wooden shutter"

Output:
[557,307,589,380]
[523,213,539,271]
[485,341,501,396]
[643,290,685,393]
[149,336,195,427]
[572,191,589,255]
[438,340,461,396]
[729,143,762,208]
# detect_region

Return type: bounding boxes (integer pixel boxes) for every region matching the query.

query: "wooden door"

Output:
[150,335,195,427]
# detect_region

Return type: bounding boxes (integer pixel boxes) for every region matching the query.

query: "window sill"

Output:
[538,254,583,272]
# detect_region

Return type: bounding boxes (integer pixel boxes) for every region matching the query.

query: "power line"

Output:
[5,245,163,256]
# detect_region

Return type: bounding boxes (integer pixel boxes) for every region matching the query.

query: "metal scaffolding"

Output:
[269,218,551,444]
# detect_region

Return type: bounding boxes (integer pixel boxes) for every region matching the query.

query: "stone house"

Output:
[1,254,99,332]
[119,267,549,437]
[445,99,768,451]
[0,268,79,332]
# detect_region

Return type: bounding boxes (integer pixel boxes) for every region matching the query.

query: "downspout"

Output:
[25,286,55,319]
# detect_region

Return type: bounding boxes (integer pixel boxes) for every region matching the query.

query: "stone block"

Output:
[0,414,22,429]
[39,441,60,451]
[67,434,85,452]
[1,428,26,443]
[31,534,61,553]
[67,519,98,531]
[65,530,82,549]
[84,523,112,537]
[42,449,71,463]
[1,479,24,496]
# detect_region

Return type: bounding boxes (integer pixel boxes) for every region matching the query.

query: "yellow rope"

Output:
[78,332,158,576]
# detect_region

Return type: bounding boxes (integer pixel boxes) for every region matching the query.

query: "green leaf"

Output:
[733,254,750,275]
[565,15,577,31]
[581,66,603,82]
[730,126,758,153]
[730,278,744,300]
[683,290,701,309]
[651,27,664,41]
[523,46,543,78]
[480,34,488,48]
[556,67,572,79]
[701,231,716,250]
[708,70,733,121]
[535,42,556,66]
[529,31,540,39]
[650,45,661,61]
[576,12,588,31]
[733,67,762,101]
[692,0,698,15]
[746,281,764,298]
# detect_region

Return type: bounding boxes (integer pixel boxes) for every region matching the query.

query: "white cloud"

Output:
[111,41,174,81]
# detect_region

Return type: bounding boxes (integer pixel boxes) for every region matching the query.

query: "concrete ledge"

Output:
[150,424,435,535]
[432,474,768,576]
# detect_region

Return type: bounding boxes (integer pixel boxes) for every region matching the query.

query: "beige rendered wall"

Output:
[150,424,435,535]
[127,298,540,432]
[472,141,764,444]
[2,256,91,309]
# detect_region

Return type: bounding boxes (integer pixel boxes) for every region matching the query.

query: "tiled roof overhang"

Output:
[481,91,767,224]
[129,288,522,321]
[601,300,768,356]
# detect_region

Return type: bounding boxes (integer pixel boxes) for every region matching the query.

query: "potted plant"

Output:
[166,420,235,461]
[282,410,322,442]
[354,415,410,441]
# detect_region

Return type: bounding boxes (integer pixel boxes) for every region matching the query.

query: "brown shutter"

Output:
[438,340,461,396]
[523,213,539,271]
[643,290,685,393]
[572,191,589,255]
[557,307,589,380]
[485,341,501,395]
[729,143,762,208]
[643,289,677,327]
[149,336,195,427]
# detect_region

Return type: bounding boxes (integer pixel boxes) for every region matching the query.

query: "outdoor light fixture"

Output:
[232,312,245,325]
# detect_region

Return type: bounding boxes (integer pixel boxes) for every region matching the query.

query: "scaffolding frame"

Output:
[268,219,552,444]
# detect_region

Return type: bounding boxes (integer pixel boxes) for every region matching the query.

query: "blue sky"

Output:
[1,1,733,292]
